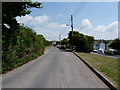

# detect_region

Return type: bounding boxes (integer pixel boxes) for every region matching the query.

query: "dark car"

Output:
[59,45,66,49]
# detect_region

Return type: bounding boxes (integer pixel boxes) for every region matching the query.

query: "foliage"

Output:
[109,38,120,52]
[102,40,109,44]
[114,51,120,55]
[2,2,46,73]
[85,35,94,52]
[45,40,52,46]
[104,51,113,55]
[61,38,68,45]
[60,38,70,48]
[2,26,46,73]
[68,31,94,52]
[55,41,61,45]
[2,2,42,52]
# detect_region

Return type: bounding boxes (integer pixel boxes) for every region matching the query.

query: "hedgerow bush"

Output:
[2,26,46,73]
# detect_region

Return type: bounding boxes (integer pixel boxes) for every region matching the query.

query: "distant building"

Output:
[93,41,100,50]
[93,40,112,53]
[51,41,56,45]
[100,43,105,50]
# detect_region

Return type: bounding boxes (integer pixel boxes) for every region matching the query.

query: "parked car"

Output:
[93,50,98,52]
[104,49,117,55]
[97,49,104,54]
[55,45,61,48]
[93,49,104,54]
[59,45,66,49]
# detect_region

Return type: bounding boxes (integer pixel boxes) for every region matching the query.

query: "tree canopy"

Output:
[68,31,94,52]
[3,2,42,32]
[2,2,47,73]
[109,38,120,51]
[61,38,69,45]
[2,2,42,51]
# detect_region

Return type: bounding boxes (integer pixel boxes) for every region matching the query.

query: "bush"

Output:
[105,51,113,55]
[114,51,120,55]
[2,26,46,73]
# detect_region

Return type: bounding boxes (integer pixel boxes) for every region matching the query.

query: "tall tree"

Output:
[68,31,84,46]
[68,31,94,52]
[2,2,43,51]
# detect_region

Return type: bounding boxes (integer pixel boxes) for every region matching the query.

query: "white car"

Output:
[97,49,104,54]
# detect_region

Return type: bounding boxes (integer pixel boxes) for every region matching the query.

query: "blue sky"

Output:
[16,2,118,41]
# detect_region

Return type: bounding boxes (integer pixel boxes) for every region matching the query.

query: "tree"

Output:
[2,2,44,73]
[86,35,94,52]
[68,31,94,52]
[55,41,61,45]
[61,38,69,45]
[68,31,83,46]
[109,38,120,51]
[103,40,109,44]
[2,2,43,51]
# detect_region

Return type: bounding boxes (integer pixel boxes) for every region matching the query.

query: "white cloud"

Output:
[46,22,66,29]
[32,15,49,24]
[16,15,69,41]
[94,26,106,32]
[106,21,118,31]
[81,19,92,29]
[79,19,118,40]
[16,15,33,24]
[79,19,93,35]
[16,15,118,40]
[118,22,120,39]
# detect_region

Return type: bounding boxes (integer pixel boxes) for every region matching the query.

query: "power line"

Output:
[65,2,88,31]
[19,3,87,33]
[79,3,102,31]
[72,2,88,17]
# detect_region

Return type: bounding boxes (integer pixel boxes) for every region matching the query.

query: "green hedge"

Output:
[2,26,46,73]
[104,51,113,55]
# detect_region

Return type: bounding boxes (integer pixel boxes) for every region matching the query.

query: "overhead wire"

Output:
[78,2,103,31]
[72,2,88,17]
[21,2,103,40]
[59,2,88,39]
[29,2,88,40]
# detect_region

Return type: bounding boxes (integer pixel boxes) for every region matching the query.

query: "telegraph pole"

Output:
[71,15,74,51]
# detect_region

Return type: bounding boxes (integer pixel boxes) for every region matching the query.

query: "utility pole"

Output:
[71,15,74,51]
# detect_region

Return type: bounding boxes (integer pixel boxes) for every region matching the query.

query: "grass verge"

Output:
[76,52,119,88]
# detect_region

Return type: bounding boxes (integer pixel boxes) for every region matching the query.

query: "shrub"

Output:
[2,26,46,73]
[105,51,113,55]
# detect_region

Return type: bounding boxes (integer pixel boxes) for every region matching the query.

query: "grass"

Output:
[76,52,119,88]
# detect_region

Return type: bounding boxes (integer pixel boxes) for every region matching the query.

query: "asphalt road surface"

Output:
[3,47,108,88]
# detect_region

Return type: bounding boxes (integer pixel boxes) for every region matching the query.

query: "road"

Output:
[3,47,108,88]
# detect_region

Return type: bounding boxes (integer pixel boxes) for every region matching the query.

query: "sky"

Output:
[16,2,118,41]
